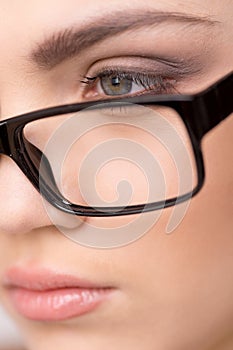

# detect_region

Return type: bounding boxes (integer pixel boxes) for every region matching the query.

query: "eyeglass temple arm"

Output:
[193,71,233,140]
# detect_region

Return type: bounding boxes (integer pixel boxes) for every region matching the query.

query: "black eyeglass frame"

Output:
[0,71,232,217]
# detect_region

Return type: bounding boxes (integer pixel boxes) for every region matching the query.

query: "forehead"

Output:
[0,0,227,28]
[0,0,227,53]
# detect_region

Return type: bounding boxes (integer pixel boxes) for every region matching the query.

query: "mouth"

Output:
[2,266,116,321]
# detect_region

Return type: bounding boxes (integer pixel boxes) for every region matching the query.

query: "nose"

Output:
[0,155,86,235]
[0,69,89,235]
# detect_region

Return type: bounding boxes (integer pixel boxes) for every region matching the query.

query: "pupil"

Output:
[101,76,133,96]
[111,77,121,86]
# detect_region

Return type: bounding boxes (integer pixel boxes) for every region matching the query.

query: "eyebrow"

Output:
[28,9,218,71]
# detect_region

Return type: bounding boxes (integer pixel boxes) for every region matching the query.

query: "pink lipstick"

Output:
[3,267,115,321]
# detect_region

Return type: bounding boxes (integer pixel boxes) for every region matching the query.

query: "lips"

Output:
[3,266,115,321]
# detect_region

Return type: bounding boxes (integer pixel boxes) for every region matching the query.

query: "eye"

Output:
[81,69,178,99]
[99,75,146,96]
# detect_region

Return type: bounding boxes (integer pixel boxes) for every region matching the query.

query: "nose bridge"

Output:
[0,84,42,120]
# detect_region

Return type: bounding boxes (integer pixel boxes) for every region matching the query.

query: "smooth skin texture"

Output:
[0,0,233,349]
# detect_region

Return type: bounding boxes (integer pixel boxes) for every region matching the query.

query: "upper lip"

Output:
[2,266,111,291]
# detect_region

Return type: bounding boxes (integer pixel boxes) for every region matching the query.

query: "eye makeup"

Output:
[80,68,179,98]
[77,53,202,100]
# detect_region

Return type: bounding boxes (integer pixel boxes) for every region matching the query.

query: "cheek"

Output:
[107,115,233,346]
[146,114,233,299]
[201,112,233,218]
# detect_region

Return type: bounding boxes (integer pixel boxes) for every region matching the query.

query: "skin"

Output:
[0,0,233,349]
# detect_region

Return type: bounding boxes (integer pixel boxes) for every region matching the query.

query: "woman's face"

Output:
[0,1,232,349]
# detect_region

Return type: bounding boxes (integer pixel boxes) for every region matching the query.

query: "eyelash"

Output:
[80,68,179,97]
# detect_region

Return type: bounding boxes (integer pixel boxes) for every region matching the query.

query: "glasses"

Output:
[0,71,232,218]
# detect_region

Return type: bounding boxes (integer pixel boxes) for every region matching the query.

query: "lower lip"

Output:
[7,287,113,321]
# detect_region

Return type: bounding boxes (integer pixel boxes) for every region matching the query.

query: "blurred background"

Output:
[0,305,24,350]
